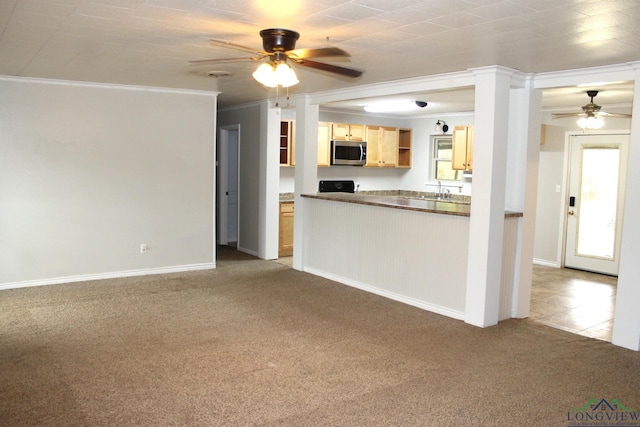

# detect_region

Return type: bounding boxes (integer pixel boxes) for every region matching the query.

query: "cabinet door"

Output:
[380,127,398,167]
[365,126,381,166]
[317,122,331,167]
[331,123,364,141]
[289,121,296,166]
[348,124,365,141]
[331,123,349,140]
[278,202,294,257]
[452,125,473,170]
[465,126,473,170]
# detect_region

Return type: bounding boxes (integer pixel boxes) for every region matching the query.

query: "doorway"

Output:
[564,133,629,276]
[218,125,240,247]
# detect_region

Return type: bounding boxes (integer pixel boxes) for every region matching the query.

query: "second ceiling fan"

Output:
[190,28,363,87]
[552,90,632,117]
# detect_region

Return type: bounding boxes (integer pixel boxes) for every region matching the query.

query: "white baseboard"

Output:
[237,246,259,257]
[0,263,216,291]
[533,258,560,268]
[305,267,465,321]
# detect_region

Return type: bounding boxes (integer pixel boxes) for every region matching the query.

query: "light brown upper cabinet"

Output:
[397,128,412,168]
[331,123,365,141]
[452,125,474,171]
[317,122,331,167]
[365,126,398,167]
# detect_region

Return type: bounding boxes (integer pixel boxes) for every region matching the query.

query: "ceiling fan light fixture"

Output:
[253,62,278,87]
[253,60,299,88]
[274,62,299,88]
[577,115,605,129]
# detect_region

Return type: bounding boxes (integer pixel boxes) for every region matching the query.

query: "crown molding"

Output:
[0,75,220,97]
[533,63,638,89]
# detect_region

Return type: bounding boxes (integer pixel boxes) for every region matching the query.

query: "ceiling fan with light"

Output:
[552,90,632,129]
[190,28,363,88]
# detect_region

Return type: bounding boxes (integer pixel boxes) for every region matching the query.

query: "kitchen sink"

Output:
[399,196,471,205]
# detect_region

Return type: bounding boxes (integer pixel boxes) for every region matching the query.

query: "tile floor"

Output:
[529,264,617,342]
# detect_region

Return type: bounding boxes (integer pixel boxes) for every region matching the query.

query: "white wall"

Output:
[533,124,566,265]
[0,77,217,287]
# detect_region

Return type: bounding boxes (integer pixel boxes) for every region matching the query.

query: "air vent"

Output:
[205,70,231,78]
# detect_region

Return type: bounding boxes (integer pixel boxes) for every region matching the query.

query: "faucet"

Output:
[437,181,442,199]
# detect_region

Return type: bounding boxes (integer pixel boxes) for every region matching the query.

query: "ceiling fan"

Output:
[190,28,363,88]
[552,90,632,122]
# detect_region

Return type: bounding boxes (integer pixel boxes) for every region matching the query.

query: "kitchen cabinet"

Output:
[279,202,294,257]
[452,125,473,171]
[331,123,365,141]
[365,126,398,167]
[397,128,412,168]
[317,122,331,167]
[280,120,295,166]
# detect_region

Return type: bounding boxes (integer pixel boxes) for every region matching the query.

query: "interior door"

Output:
[564,134,629,275]
[226,129,239,243]
[217,126,240,246]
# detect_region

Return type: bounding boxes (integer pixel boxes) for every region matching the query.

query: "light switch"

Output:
[555,185,561,193]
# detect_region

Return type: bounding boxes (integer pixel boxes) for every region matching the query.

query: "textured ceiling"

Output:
[1,0,638,112]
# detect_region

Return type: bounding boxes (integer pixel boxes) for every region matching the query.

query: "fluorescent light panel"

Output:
[364,100,425,113]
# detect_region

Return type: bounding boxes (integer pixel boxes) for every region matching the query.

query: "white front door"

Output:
[564,133,629,275]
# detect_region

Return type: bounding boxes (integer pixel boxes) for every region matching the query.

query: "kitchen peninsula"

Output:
[300,192,522,321]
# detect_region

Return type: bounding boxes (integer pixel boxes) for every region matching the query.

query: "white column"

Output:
[464,66,513,327]
[506,85,542,318]
[292,96,319,271]
[612,64,640,351]
[258,103,281,260]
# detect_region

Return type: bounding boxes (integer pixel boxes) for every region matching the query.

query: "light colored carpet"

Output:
[1,248,639,426]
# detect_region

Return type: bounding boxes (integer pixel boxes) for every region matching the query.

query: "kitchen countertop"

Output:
[301,192,523,218]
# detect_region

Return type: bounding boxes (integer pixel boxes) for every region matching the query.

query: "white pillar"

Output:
[464,66,514,327]
[506,85,542,318]
[258,104,281,260]
[292,96,319,271]
[612,63,640,351]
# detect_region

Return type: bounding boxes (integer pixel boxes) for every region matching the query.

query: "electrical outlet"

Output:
[140,244,147,254]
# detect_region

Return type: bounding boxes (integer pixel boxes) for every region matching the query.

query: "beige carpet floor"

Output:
[1,247,639,426]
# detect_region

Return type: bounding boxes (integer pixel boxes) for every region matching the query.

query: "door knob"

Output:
[568,210,575,215]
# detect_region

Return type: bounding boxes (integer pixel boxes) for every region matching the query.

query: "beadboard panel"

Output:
[302,198,469,318]
[499,217,521,320]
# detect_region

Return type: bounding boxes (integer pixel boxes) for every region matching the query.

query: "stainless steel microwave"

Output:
[331,140,367,166]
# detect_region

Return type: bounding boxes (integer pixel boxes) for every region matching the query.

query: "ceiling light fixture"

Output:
[252,59,299,88]
[577,114,605,130]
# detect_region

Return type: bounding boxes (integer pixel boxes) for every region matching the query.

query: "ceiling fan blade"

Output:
[209,39,268,56]
[189,56,262,65]
[551,113,582,118]
[600,112,632,118]
[292,58,363,78]
[286,47,349,59]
